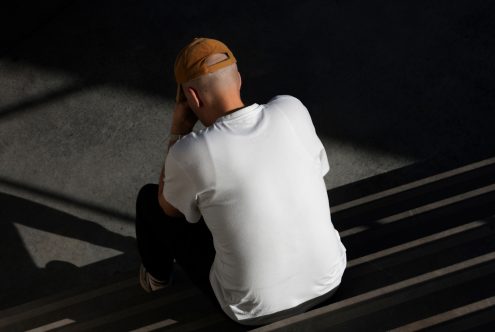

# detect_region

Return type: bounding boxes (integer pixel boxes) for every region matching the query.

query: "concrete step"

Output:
[1,157,495,331]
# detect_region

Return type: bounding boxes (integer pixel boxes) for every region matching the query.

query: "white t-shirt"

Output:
[163,95,347,325]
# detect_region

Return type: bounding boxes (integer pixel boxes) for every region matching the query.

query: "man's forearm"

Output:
[158,101,197,217]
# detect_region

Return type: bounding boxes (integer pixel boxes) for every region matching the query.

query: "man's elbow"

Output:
[158,193,184,218]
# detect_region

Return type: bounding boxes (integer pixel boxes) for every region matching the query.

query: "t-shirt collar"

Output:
[216,103,260,123]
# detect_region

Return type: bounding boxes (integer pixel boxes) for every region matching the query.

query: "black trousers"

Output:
[135,183,217,303]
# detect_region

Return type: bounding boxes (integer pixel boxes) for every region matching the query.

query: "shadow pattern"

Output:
[0,191,138,310]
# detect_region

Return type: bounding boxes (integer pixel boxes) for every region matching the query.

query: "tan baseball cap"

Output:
[174,38,237,102]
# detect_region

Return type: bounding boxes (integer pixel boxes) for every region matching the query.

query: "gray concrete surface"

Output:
[1,0,494,309]
[2,160,495,331]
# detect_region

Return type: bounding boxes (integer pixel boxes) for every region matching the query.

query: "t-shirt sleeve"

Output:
[162,152,202,223]
[318,138,330,176]
[271,95,330,177]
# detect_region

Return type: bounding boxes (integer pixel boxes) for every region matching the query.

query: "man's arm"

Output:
[158,101,198,217]
[158,164,182,217]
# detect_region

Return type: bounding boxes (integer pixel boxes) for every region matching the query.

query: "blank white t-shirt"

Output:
[163,95,347,325]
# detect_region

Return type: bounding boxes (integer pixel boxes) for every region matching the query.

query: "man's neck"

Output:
[203,96,245,126]
[212,99,245,121]
[223,104,246,116]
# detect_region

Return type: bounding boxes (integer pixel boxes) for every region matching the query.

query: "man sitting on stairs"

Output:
[135,37,347,326]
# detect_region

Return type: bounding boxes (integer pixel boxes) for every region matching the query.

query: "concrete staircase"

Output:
[1,157,495,331]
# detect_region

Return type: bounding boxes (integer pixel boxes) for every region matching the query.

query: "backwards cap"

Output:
[174,38,237,102]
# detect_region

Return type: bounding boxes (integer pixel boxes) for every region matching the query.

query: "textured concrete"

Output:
[1,0,494,309]
[1,161,494,331]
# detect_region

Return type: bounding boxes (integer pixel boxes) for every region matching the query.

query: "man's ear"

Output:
[186,87,202,109]
[238,71,242,90]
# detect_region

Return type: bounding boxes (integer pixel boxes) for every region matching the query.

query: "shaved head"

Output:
[182,53,243,126]
[183,54,241,99]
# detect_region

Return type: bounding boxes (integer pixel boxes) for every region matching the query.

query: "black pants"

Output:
[135,183,217,303]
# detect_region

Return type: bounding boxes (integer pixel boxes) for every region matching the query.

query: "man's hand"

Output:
[170,101,197,135]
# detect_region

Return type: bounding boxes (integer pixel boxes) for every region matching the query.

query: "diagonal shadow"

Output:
[0,154,494,329]
[241,156,495,331]
[0,190,137,310]
[2,0,495,161]
[0,177,134,223]
[0,82,88,120]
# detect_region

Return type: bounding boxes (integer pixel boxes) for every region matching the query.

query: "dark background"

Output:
[2,0,494,161]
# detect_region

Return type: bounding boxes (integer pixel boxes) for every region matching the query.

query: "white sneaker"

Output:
[139,264,173,292]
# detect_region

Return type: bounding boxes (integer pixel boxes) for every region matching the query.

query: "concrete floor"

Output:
[1,0,494,313]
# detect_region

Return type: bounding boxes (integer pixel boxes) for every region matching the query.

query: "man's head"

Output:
[174,38,243,126]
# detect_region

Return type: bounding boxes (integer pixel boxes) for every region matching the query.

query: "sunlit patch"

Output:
[320,137,413,189]
[13,222,123,268]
